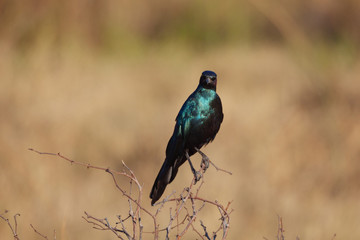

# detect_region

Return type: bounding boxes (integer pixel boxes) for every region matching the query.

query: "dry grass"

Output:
[1,1,360,239]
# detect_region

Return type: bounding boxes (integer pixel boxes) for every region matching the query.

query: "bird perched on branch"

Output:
[150,70,223,205]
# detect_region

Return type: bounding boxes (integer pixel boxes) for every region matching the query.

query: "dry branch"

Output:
[277,215,285,240]
[29,148,233,239]
[30,224,56,240]
[0,210,20,240]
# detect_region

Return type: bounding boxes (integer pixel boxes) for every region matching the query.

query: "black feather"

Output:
[150,70,223,205]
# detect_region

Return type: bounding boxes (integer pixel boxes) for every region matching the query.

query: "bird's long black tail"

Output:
[150,159,172,205]
[150,155,186,205]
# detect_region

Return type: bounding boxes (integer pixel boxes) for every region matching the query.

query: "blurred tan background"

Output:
[1,0,360,239]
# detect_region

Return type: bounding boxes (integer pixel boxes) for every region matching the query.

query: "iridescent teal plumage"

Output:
[150,71,223,205]
[177,87,216,135]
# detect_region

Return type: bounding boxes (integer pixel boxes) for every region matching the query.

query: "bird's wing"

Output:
[176,97,197,141]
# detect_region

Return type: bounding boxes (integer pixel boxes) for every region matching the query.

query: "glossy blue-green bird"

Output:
[150,70,223,205]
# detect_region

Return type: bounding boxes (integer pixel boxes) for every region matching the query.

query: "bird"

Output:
[150,70,223,205]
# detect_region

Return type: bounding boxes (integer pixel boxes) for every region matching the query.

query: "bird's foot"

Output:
[194,170,202,183]
[195,147,210,172]
[185,150,202,184]
[200,155,209,171]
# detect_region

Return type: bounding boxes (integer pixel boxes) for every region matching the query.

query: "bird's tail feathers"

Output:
[150,154,186,205]
[150,159,173,205]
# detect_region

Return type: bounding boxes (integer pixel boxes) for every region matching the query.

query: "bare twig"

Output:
[200,220,214,240]
[165,207,173,240]
[208,159,232,175]
[277,215,285,240]
[83,212,129,240]
[178,196,206,238]
[128,180,137,240]
[154,190,176,216]
[0,210,20,240]
[30,224,49,240]
[106,169,159,238]
[28,148,128,178]
[191,222,206,240]
[117,215,132,240]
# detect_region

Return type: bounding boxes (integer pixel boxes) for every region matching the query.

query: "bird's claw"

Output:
[195,147,210,172]
[194,171,202,184]
[201,156,210,171]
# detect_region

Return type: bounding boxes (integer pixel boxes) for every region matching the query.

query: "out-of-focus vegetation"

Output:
[2,0,360,51]
[1,0,360,239]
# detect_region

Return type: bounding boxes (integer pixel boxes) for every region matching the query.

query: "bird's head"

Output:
[199,70,217,90]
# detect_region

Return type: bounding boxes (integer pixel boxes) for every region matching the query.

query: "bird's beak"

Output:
[206,78,212,84]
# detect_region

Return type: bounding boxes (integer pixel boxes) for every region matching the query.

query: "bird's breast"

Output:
[193,89,217,119]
